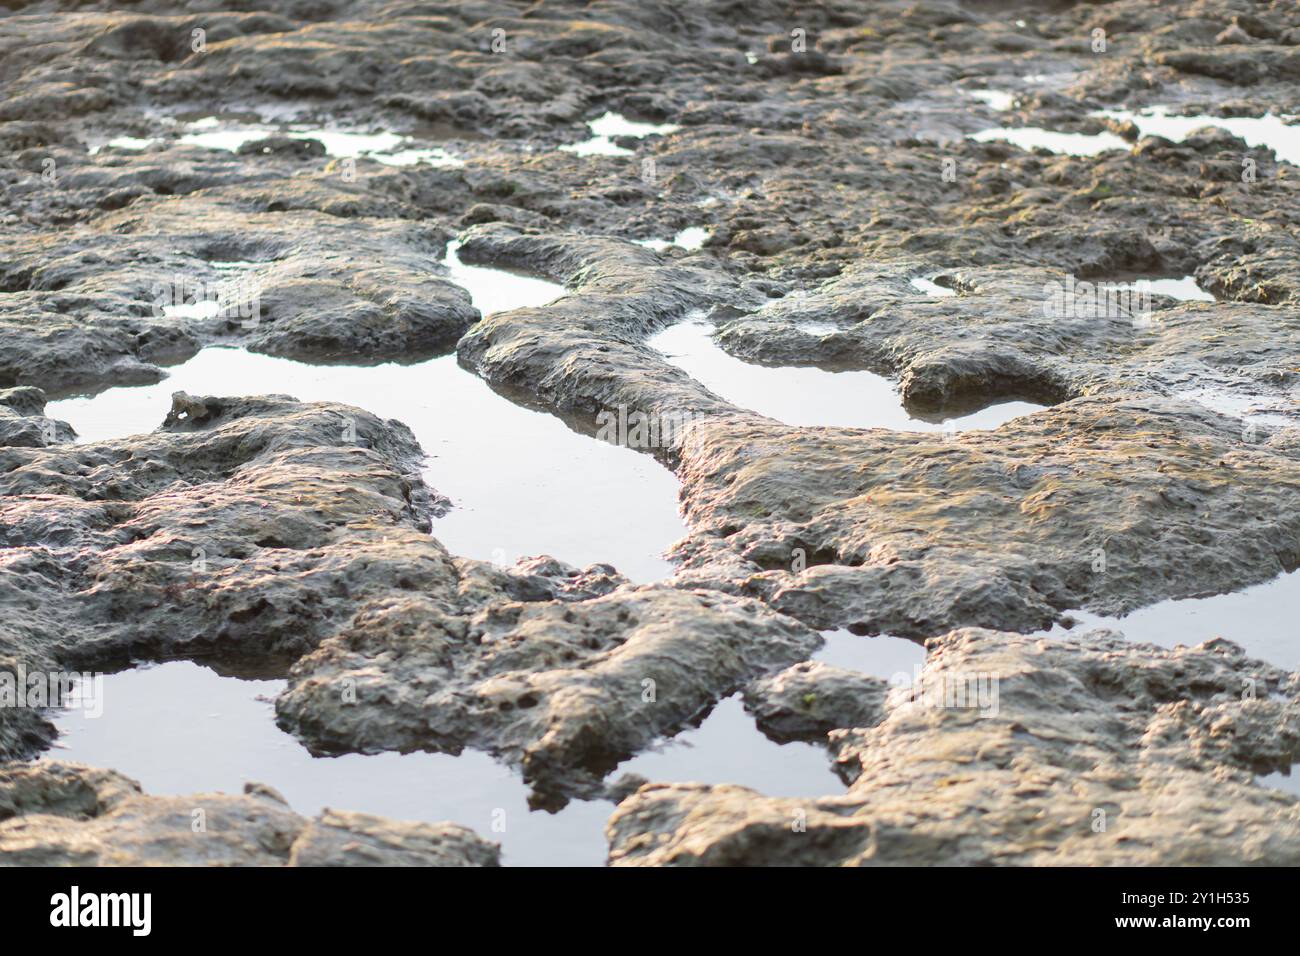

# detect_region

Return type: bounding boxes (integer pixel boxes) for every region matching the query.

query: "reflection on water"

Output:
[970,126,1129,156]
[48,250,679,582]
[635,226,710,252]
[560,111,680,157]
[615,696,841,796]
[1092,107,1300,165]
[176,116,464,167]
[910,276,956,297]
[650,320,1045,432]
[814,629,927,682]
[1045,569,1300,671]
[49,662,613,867]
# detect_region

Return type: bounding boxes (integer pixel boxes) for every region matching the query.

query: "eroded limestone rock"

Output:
[608,627,1300,866]
[277,583,821,808]
[743,661,888,744]
[0,761,498,866]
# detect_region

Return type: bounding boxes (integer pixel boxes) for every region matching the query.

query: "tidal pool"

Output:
[649,320,1045,432]
[635,226,710,252]
[560,111,680,157]
[48,250,682,582]
[813,629,927,682]
[969,125,1129,156]
[443,240,566,317]
[969,89,1016,112]
[49,661,846,865]
[48,662,614,867]
[1047,568,1300,672]
[614,695,841,796]
[1141,275,1215,302]
[176,116,463,167]
[1091,107,1300,165]
[910,276,956,297]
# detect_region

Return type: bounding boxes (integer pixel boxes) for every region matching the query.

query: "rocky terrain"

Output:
[1,0,1299,865]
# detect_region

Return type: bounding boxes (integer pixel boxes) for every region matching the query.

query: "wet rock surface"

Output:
[0,197,478,394]
[277,582,820,808]
[0,391,439,757]
[0,761,499,866]
[743,661,888,744]
[608,628,1300,866]
[670,396,1300,636]
[3,0,1300,865]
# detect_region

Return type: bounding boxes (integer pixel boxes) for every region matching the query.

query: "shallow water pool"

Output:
[649,320,1045,432]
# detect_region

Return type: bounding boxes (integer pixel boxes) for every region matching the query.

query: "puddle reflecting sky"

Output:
[48,348,684,583]
[1092,107,1300,165]
[1141,275,1215,302]
[1046,569,1300,672]
[970,126,1129,156]
[910,276,956,297]
[814,629,927,682]
[560,111,680,157]
[49,662,613,867]
[969,89,1016,112]
[47,251,680,582]
[649,320,1044,432]
[443,240,565,317]
[172,116,464,167]
[614,695,841,797]
[635,226,710,252]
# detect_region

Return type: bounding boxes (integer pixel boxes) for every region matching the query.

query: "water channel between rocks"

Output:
[42,248,905,866]
[649,320,1046,431]
[970,102,1299,162]
[38,230,1300,861]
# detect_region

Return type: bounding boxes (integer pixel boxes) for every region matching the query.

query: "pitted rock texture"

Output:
[0,391,435,669]
[0,390,441,758]
[670,396,1300,636]
[455,223,753,439]
[743,661,888,744]
[6,0,1295,398]
[607,628,1300,866]
[0,385,75,447]
[0,386,820,815]
[0,195,477,394]
[0,761,499,866]
[5,0,1300,868]
[277,583,821,808]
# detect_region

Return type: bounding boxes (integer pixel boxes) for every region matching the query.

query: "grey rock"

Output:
[608,628,1300,866]
[0,761,498,866]
[0,390,438,757]
[743,661,889,744]
[277,583,821,807]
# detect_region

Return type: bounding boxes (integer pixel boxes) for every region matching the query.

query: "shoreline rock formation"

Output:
[2,0,1299,864]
